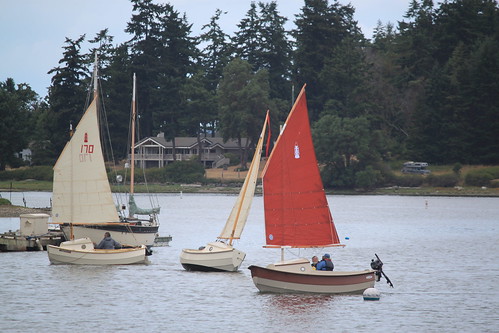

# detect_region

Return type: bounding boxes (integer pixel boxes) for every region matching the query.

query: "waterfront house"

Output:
[134,132,248,169]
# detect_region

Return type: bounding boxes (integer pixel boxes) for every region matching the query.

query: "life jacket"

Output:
[324,259,334,271]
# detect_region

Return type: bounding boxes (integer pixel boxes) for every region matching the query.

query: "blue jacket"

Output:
[96,237,121,249]
[316,258,334,271]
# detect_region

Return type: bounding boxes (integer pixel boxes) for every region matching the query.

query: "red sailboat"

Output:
[248,85,376,293]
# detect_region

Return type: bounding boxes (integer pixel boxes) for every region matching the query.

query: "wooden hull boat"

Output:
[47,238,148,265]
[249,259,375,294]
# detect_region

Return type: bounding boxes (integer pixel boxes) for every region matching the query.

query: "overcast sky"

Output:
[0,0,411,97]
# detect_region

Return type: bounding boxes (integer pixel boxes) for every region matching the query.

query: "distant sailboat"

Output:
[179,111,270,272]
[118,73,161,237]
[55,56,158,248]
[248,85,379,293]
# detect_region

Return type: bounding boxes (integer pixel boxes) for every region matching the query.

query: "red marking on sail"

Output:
[262,85,340,247]
[84,133,88,143]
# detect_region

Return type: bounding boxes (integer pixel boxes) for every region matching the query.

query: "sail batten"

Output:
[262,86,340,248]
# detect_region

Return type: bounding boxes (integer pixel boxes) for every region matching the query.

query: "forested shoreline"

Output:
[1,0,498,190]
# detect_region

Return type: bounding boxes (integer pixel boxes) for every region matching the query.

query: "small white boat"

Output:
[47,238,148,265]
[180,112,270,272]
[179,241,246,272]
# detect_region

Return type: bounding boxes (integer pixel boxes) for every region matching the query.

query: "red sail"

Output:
[262,86,340,247]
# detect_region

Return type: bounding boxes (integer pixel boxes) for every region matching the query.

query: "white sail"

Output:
[52,98,119,224]
[218,112,269,243]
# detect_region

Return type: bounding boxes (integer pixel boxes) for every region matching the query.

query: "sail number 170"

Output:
[80,144,94,162]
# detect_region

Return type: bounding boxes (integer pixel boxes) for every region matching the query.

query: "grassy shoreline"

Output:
[1,180,498,197]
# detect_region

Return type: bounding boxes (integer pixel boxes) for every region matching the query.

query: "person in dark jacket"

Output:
[316,253,334,271]
[96,232,121,249]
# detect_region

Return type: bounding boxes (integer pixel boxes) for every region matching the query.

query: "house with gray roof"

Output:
[133,132,248,169]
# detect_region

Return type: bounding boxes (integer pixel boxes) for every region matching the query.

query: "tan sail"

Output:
[52,96,119,224]
[218,111,269,244]
[180,111,269,272]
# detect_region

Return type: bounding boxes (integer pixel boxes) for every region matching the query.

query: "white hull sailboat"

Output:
[47,238,148,265]
[248,86,379,294]
[180,112,270,272]
[179,241,246,272]
[55,64,158,248]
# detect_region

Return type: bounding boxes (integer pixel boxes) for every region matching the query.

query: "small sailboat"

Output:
[117,73,161,239]
[248,85,377,293]
[179,111,270,272]
[56,57,159,247]
[47,237,148,265]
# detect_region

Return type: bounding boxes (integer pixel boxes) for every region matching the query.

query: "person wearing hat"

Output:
[316,253,334,271]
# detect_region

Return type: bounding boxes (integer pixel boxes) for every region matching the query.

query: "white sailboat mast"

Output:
[93,53,98,101]
[130,73,136,198]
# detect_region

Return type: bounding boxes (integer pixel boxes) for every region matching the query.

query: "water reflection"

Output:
[265,294,339,314]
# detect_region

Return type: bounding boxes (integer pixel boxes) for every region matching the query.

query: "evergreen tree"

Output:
[465,37,499,163]
[103,43,133,160]
[396,0,437,81]
[218,58,270,167]
[257,1,293,102]
[126,0,198,145]
[232,2,292,101]
[47,35,88,156]
[232,3,262,68]
[126,0,168,138]
[313,114,376,188]
[319,36,370,118]
[198,9,232,136]
[293,0,362,120]
[199,9,231,92]
[0,79,37,169]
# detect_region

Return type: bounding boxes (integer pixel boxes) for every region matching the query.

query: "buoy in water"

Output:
[363,287,380,301]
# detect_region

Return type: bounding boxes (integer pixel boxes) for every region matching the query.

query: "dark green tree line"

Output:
[2,0,498,189]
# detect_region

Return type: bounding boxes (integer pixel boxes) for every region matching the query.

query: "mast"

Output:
[93,52,98,101]
[129,73,136,216]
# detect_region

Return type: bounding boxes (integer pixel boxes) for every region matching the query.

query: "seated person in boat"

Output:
[311,256,319,269]
[96,232,122,249]
[316,253,334,271]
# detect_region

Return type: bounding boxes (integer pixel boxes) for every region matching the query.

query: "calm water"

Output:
[1,192,498,332]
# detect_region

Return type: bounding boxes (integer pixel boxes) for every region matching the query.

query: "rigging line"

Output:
[133,96,159,211]
[95,69,127,208]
